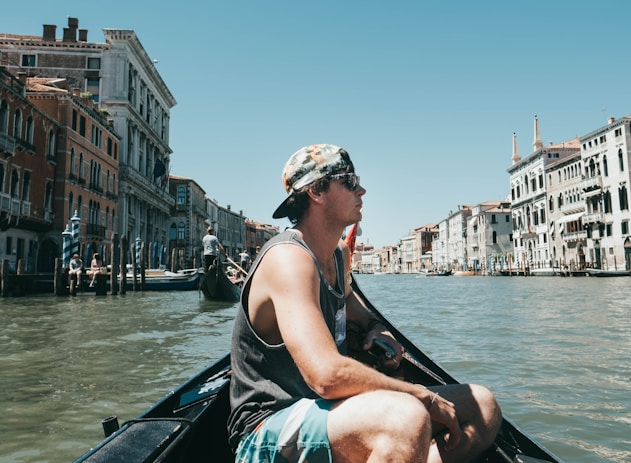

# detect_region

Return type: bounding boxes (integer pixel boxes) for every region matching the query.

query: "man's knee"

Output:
[329,391,432,461]
[471,384,502,437]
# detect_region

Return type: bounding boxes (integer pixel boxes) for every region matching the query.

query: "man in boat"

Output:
[228,144,502,462]
[238,249,251,271]
[202,226,224,270]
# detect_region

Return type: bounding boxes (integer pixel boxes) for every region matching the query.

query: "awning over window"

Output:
[558,211,584,224]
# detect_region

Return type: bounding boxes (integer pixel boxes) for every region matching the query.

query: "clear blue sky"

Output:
[3,1,631,247]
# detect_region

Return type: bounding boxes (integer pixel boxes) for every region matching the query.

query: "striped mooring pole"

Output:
[62,224,72,267]
[135,235,142,269]
[71,210,81,257]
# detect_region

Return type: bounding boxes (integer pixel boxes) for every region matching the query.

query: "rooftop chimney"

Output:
[78,29,88,42]
[63,17,79,42]
[62,27,76,42]
[43,24,56,41]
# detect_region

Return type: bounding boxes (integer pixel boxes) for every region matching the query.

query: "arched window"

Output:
[0,100,9,134]
[26,116,34,144]
[619,185,629,211]
[70,148,75,175]
[68,192,74,218]
[10,169,19,197]
[169,223,177,240]
[549,195,554,212]
[21,171,30,200]
[603,155,608,177]
[177,186,186,204]
[13,109,22,139]
[47,130,55,159]
[45,182,52,210]
[177,222,185,240]
[619,149,625,172]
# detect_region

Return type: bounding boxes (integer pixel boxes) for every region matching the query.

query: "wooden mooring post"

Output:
[53,258,69,296]
[1,259,9,297]
[120,235,127,295]
[110,233,120,296]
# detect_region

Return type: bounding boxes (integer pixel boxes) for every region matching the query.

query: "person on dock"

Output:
[88,253,102,288]
[228,144,502,463]
[68,253,83,295]
[202,227,224,271]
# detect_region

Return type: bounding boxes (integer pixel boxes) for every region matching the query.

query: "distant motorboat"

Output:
[418,269,452,277]
[452,270,474,276]
[586,268,631,277]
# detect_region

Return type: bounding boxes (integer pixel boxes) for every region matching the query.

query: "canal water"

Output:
[0,275,629,463]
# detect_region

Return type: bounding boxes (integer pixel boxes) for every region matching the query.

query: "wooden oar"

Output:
[226,256,248,276]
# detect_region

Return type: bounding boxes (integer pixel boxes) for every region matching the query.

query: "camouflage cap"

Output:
[272,144,351,219]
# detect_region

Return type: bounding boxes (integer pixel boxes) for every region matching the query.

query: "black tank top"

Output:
[227,229,346,449]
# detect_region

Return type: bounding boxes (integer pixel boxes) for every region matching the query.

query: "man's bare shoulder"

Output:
[256,242,317,284]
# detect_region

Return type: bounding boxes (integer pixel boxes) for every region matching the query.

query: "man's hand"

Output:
[362,327,404,370]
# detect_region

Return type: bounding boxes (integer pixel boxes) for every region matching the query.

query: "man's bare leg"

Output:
[328,390,433,463]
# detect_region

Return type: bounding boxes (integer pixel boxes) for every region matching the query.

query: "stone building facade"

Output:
[0,17,176,264]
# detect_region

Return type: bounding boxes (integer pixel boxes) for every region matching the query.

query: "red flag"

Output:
[344,223,359,274]
[345,223,358,254]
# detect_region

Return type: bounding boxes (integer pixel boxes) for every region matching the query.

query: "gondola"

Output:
[73,276,563,463]
[123,268,202,291]
[198,258,241,302]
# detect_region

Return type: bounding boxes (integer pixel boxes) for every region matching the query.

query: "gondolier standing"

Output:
[202,227,224,270]
[228,144,502,462]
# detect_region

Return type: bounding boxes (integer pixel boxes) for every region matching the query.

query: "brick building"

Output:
[0,68,57,272]
[27,77,120,266]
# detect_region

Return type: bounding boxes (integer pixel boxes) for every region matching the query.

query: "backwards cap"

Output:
[272,144,351,219]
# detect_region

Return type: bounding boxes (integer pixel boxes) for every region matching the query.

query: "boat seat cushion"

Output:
[80,419,191,463]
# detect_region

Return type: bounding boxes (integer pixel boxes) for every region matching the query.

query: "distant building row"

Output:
[354,115,631,275]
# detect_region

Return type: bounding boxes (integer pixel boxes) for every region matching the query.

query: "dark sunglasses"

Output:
[329,173,361,191]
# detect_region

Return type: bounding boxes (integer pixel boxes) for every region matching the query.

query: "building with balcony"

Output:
[169,175,209,270]
[0,17,176,262]
[215,204,246,261]
[507,117,580,272]
[447,205,471,271]
[398,234,416,273]
[579,117,631,270]
[0,67,57,272]
[465,201,512,274]
[431,218,449,271]
[26,77,121,267]
[546,150,586,271]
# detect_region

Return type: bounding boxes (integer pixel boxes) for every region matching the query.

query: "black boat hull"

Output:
[199,264,241,302]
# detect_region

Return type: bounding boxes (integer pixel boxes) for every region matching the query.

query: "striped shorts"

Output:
[235,398,334,463]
